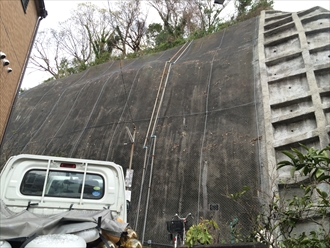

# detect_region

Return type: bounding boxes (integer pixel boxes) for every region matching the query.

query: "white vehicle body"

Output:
[0,154,128,247]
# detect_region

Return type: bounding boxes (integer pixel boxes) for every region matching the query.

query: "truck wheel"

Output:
[25,234,86,248]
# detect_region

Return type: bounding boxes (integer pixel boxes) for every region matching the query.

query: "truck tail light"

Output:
[60,163,76,168]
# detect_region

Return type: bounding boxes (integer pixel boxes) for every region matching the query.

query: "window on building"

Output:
[21,0,29,13]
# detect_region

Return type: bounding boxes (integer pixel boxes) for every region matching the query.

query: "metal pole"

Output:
[128,125,136,170]
[141,135,156,244]
[134,146,149,231]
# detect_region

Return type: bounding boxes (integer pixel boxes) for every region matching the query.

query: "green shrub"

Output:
[185,218,219,248]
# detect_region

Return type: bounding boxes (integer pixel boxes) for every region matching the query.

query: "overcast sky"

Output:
[21,0,330,89]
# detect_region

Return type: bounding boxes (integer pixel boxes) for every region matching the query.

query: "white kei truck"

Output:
[0,154,140,248]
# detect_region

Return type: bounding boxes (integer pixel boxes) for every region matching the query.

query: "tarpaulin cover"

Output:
[0,200,127,241]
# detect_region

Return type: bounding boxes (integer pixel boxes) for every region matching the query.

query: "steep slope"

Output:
[2,16,261,243]
[1,6,329,245]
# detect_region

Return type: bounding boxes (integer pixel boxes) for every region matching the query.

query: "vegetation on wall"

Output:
[185,218,219,247]
[228,144,330,247]
[28,0,273,83]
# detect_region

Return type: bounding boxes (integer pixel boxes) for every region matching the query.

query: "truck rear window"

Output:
[20,170,104,199]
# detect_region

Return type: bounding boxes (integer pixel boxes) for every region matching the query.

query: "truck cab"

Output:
[0,154,133,247]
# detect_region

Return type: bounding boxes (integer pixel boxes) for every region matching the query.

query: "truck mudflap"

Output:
[0,200,127,243]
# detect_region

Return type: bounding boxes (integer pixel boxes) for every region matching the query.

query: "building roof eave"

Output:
[35,0,48,19]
